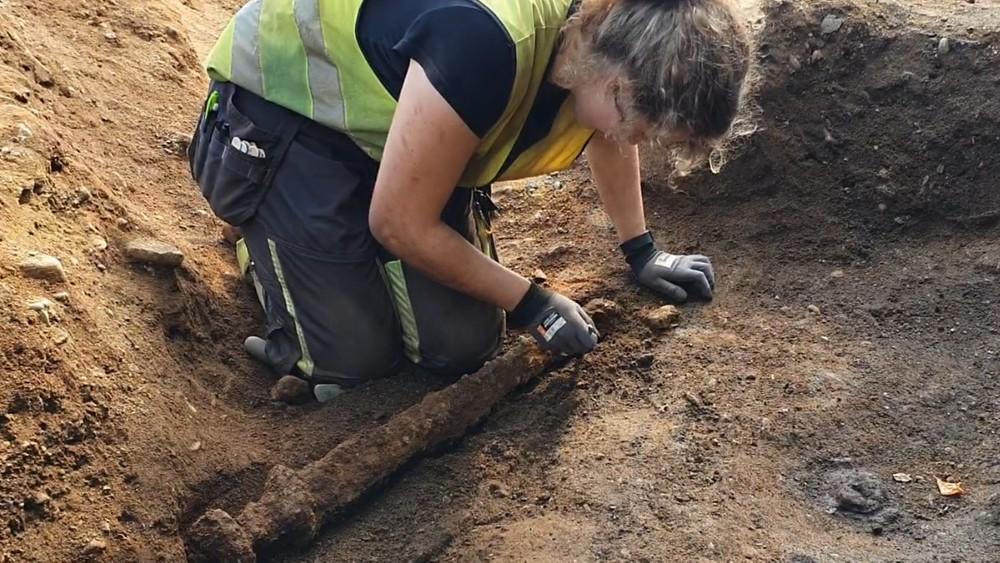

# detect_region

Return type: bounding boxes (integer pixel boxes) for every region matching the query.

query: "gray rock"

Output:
[834,473,886,515]
[313,383,345,403]
[820,14,844,35]
[19,254,66,282]
[125,238,184,267]
[938,37,952,55]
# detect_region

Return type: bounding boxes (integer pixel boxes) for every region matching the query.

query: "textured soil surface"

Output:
[1,0,999,561]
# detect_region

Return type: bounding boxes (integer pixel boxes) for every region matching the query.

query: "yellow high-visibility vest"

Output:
[205,0,594,186]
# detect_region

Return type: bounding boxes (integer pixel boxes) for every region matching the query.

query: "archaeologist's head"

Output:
[555,0,755,172]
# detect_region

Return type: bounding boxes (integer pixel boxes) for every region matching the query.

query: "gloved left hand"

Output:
[620,231,715,303]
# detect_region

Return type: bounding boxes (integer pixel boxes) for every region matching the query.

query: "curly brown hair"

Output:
[556,0,757,176]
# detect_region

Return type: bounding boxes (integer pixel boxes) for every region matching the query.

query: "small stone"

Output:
[312,383,345,403]
[643,305,681,331]
[28,298,54,312]
[270,375,311,404]
[83,539,107,555]
[53,292,70,303]
[33,67,54,88]
[100,521,111,533]
[486,480,510,499]
[19,254,67,282]
[31,491,51,506]
[74,187,92,206]
[189,441,202,452]
[160,133,190,157]
[584,298,620,324]
[125,238,184,267]
[531,269,548,283]
[636,353,655,369]
[938,37,951,55]
[788,55,802,72]
[807,304,822,315]
[820,15,844,35]
[892,473,913,483]
[14,123,32,144]
[810,49,825,64]
[52,329,70,345]
[18,186,32,204]
[90,236,108,252]
[830,270,845,278]
[115,217,130,230]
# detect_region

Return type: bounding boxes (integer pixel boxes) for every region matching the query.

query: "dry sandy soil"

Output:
[1,0,999,561]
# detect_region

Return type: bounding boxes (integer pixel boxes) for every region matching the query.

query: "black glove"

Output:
[621,232,715,303]
[508,283,599,356]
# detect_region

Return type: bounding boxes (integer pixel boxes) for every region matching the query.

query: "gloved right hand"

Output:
[507,283,599,356]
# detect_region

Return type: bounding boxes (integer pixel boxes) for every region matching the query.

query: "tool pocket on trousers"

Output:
[190,89,279,226]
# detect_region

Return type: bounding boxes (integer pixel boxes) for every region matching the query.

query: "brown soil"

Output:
[1,0,999,562]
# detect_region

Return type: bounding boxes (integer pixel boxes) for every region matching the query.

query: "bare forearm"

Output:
[586,135,647,243]
[383,223,530,311]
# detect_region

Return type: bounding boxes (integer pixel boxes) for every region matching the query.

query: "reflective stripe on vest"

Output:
[205,0,593,186]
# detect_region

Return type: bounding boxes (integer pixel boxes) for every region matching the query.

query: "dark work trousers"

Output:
[188,82,504,385]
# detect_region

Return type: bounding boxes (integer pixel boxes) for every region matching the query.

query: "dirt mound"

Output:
[1,0,998,562]
[645,0,1000,254]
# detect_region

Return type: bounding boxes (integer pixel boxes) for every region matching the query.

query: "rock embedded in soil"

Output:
[820,14,844,35]
[14,123,32,144]
[486,480,511,499]
[270,375,311,404]
[19,254,66,282]
[829,471,887,516]
[584,298,620,325]
[125,238,184,267]
[938,37,951,55]
[83,539,107,555]
[52,329,70,345]
[643,305,681,331]
[74,187,92,206]
[636,353,655,369]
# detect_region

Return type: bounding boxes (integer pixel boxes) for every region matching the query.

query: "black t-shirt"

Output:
[357,0,572,158]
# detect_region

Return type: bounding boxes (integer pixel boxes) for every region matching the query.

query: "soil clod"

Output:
[643,305,681,331]
[270,376,311,405]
